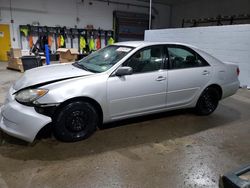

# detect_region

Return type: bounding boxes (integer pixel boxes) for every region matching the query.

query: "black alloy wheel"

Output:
[195,87,219,115]
[53,101,99,142]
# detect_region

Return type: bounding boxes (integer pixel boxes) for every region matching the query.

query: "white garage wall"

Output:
[0,0,170,48]
[171,0,250,28]
[145,24,250,87]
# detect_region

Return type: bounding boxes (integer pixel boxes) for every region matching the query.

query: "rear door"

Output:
[166,45,212,107]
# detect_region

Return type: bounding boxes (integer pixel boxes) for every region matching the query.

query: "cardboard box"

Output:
[10,48,22,58]
[6,51,11,62]
[59,58,75,63]
[57,48,79,63]
[21,50,30,56]
[7,57,24,72]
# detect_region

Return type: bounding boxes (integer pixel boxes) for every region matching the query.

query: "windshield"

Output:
[74,45,134,73]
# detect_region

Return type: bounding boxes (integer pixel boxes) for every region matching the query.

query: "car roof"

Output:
[113,41,198,49]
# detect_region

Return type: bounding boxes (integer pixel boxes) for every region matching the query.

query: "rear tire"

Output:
[53,101,99,142]
[195,87,219,116]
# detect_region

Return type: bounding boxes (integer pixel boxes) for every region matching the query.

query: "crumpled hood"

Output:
[13,63,93,90]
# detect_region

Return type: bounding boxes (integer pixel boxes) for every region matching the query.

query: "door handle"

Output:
[202,70,210,75]
[156,76,166,81]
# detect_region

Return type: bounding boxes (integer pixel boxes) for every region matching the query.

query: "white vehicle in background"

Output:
[0,41,240,143]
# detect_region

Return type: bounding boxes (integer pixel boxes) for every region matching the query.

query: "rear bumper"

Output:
[222,80,240,99]
[0,100,52,142]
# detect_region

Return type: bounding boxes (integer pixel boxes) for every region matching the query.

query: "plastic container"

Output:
[21,56,42,71]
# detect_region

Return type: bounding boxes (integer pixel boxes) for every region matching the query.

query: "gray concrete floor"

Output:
[0,62,249,188]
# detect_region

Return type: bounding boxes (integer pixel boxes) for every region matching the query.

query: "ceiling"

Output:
[136,0,197,6]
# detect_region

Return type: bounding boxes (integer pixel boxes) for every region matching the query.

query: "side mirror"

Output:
[115,66,133,76]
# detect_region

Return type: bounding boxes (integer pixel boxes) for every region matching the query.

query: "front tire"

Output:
[195,87,219,115]
[53,101,99,142]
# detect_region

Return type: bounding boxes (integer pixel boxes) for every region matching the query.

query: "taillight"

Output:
[237,67,240,76]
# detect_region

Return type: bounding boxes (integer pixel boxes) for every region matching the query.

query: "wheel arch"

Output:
[206,84,223,100]
[53,96,103,124]
[194,83,222,115]
[36,96,104,140]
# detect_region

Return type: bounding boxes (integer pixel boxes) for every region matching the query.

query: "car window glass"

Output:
[77,45,133,73]
[168,47,207,69]
[124,46,163,73]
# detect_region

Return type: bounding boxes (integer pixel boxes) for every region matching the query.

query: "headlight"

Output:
[15,89,48,104]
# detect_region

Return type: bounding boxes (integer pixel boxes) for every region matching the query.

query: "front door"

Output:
[107,45,167,118]
[0,24,11,61]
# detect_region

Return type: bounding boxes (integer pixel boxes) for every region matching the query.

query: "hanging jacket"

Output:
[20,28,29,37]
[48,36,53,47]
[80,36,86,51]
[101,38,106,48]
[57,36,61,48]
[108,37,114,45]
[60,35,65,47]
[96,38,101,50]
[29,35,33,49]
[89,37,95,51]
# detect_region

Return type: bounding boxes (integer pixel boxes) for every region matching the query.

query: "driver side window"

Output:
[123,46,163,74]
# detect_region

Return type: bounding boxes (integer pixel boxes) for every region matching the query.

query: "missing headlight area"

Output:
[34,105,57,118]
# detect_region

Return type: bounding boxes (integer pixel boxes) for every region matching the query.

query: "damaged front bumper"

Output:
[0,87,52,142]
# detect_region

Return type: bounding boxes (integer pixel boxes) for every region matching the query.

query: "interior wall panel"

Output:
[145,24,250,87]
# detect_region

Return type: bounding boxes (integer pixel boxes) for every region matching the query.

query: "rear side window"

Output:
[168,47,209,69]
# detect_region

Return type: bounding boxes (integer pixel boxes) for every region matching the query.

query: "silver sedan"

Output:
[0,41,240,142]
